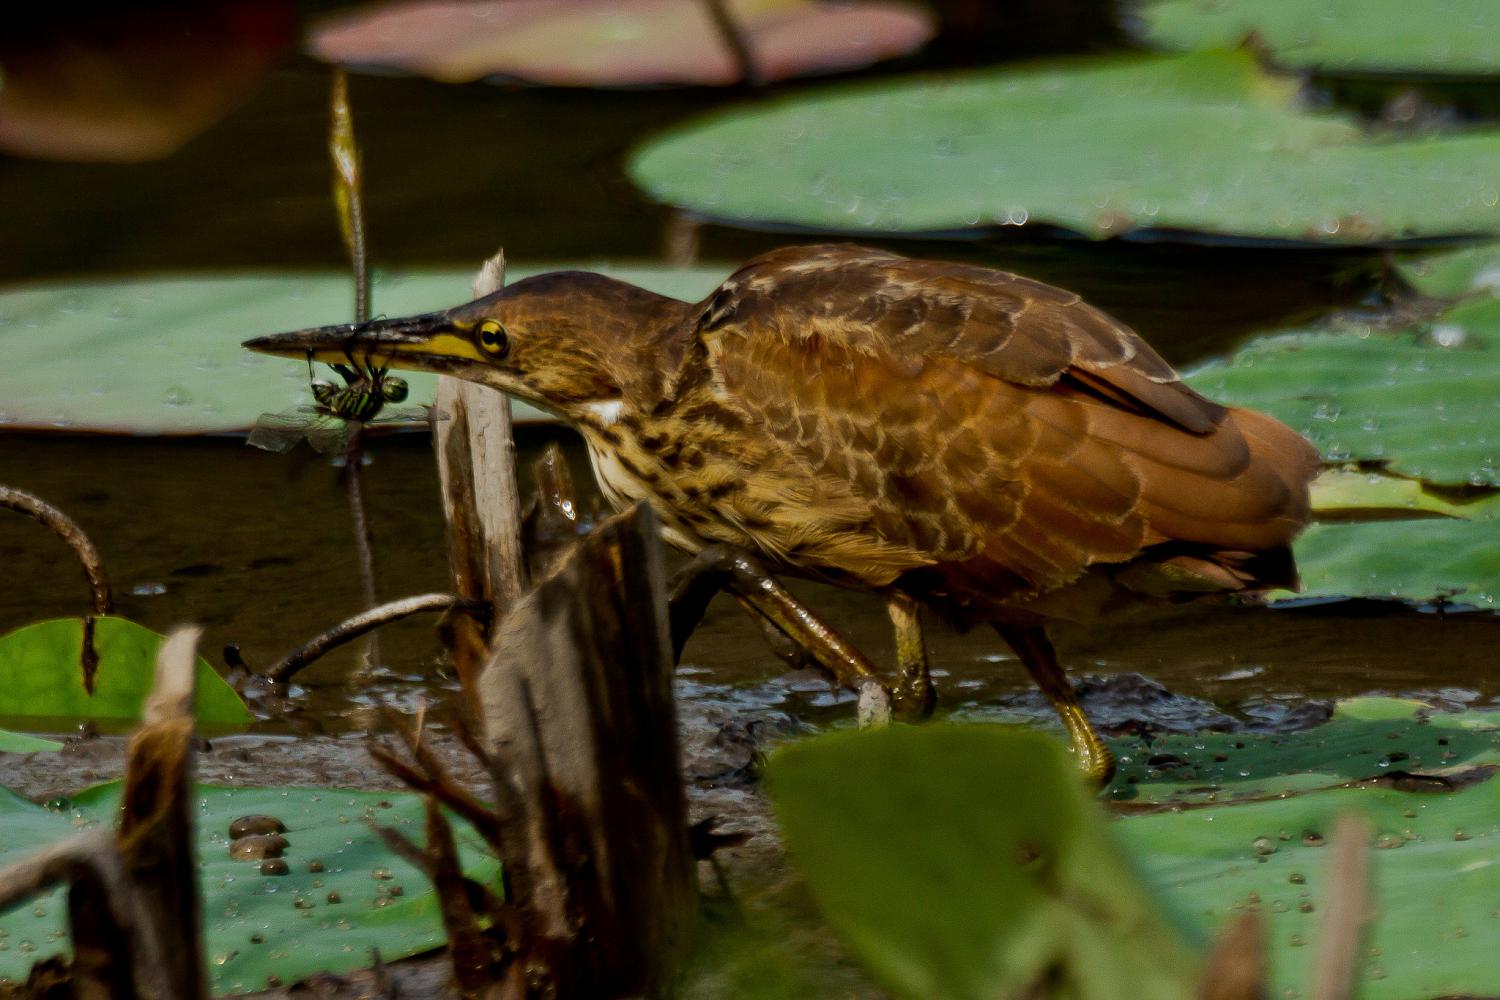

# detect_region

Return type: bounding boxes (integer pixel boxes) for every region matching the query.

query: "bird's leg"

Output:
[886,592,936,721]
[993,623,1115,787]
[667,545,893,723]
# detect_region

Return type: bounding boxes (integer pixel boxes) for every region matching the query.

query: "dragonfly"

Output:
[248,349,437,455]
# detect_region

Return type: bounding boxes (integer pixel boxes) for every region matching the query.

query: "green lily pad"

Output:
[1118,774,1500,1000]
[768,725,1202,1000]
[1397,240,1500,298]
[0,264,727,434]
[0,782,499,994]
[1184,294,1500,606]
[0,617,250,726]
[0,729,61,753]
[1108,697,1500,806]
[1134,0,1500,78]
[628,49,1500,244]
[1309,467,1494,520]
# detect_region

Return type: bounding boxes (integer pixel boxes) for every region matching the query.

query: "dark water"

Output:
[1,52,1496,738]
[2,429,1495,741]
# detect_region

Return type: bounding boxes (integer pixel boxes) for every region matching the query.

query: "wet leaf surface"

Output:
[309,0,934,87]
[1133,0,1500,77]
[0,617,250,726]
[628,49,1500,244]
[768,725,1203,1000]
[0,782,498,994]
[1120,765,1500,1000]
[1107,697,1500,805]
[1185,294,1500,606]
[0,265,724,434]
[0,729,61,753]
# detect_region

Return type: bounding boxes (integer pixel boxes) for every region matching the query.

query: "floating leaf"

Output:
[1118,766,1500,1000]
[0,729,61,753]
[0,617,250,725]
[1108,697,1500,806]
[629,49,1500,244]
[0,782,499,994]
[1397,240,1500,298]
[0,265,725,434]
[1185,296,1500,606]
[768,725,1202,1000]
[1309,467,1495,520]
[309,0,934,88]
[1133,0,1500,78]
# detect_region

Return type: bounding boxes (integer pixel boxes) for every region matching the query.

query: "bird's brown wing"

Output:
[694,245,1318,605]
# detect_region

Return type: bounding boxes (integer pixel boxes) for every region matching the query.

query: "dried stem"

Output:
[266,593,461,683]
[0,485,112,615]
[329,66,382,669]
[702,0,763,86]
[1311,814,1373,1000]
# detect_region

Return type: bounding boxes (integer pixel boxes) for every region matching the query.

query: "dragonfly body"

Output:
[249,357,425,455]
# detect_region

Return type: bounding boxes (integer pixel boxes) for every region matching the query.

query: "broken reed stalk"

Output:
[432,250,528,700]
[329,65,382,669]
[117,624,207,1000]
[0,485,112,615]
[478,502,696,997]
[1311,814,1374,1000]
[1198,912,1267,1000]
[0,625,207,999]
[264,592,461,683]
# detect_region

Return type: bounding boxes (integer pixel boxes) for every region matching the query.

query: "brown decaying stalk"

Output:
[329,66,382,669]
[0,485,112,615]
[264,592,461,683]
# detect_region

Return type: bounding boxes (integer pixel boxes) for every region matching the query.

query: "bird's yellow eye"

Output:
[476,320,510,358]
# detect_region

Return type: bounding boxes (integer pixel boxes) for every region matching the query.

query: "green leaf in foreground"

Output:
[0,782,498,994]
[629,49,1500,244]
[768,725,1201,1000]
[0,617,250,725]
[0,265,726,434]
[1133,0,1500,78]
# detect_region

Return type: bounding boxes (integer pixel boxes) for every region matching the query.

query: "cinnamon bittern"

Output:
[246,245,1319,783]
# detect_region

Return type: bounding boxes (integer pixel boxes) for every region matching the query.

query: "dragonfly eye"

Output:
[382,376,409,403]
[476,319,510,359]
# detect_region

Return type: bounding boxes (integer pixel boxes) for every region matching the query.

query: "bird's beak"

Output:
[243,311,487,376]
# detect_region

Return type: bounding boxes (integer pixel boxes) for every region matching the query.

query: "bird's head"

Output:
[244,271,687,421]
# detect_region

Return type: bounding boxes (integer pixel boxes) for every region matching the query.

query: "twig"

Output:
[702,0,763,86]
[0,828,117,911]
[1312,814,1373,1000]
[0,485,112,615]
[329,66,382,671]
[266,593,460,683]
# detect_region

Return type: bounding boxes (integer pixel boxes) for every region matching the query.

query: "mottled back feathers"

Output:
[668,244,1318,620]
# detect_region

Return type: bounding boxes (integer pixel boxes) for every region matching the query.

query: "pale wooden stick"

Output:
[432,249,527,700]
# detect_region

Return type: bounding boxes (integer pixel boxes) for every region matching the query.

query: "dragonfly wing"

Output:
[306,416,355,455]
[247,411,312,453]
[367,406,446,427]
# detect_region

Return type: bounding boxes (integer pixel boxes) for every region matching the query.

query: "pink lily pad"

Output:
[308,0,935,87]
